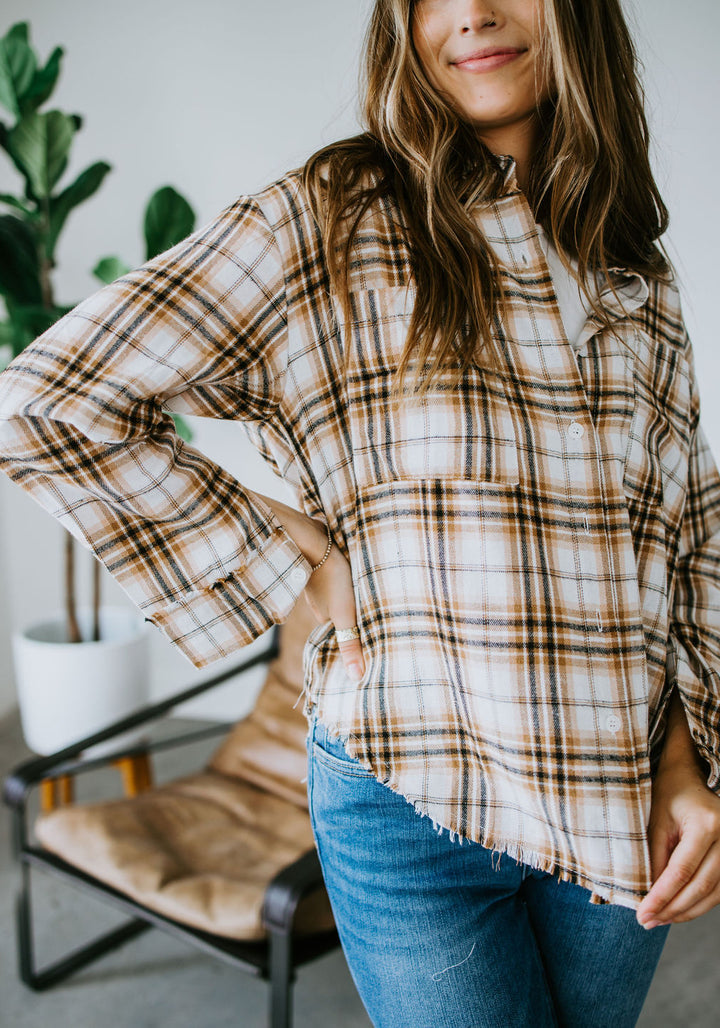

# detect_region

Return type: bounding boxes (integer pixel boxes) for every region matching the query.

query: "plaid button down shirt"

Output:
[1,155,719,909]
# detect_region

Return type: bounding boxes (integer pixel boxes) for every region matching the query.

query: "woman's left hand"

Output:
[637,759,720,928]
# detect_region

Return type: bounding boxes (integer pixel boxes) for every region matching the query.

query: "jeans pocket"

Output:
[311,719,376,779]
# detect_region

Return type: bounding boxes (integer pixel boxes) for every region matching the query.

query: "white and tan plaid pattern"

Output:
[1,155,719,909]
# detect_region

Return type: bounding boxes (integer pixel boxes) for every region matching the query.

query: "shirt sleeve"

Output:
[668,323,720,795]
[0,194,314,669]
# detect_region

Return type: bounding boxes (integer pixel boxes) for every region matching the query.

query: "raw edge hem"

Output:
[304,702,644,912]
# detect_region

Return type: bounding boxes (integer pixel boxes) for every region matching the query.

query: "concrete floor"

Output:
[1,706,719,1028]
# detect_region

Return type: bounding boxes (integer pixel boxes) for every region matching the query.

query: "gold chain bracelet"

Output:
[310,523,333,572]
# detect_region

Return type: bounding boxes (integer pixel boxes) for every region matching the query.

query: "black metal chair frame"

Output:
[2,626,340,1028]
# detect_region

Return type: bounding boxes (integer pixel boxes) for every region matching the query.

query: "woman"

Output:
[0,1,719,1025]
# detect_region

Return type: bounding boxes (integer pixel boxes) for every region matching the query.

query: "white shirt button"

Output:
[568,422,585,439]
[605,714,622,734]
[290,568,307,584]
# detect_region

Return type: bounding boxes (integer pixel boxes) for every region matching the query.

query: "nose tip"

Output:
[460,4,498,32]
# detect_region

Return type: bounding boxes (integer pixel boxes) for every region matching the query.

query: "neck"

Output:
[477,115,539,192]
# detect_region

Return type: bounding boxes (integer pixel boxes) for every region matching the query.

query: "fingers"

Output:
[304,594,365,680]
[640,838,720,927]
[656,847,720,923]
[646,815,677,892]
[637,826,716,927]
[322,549,366,682]
[336,635,365,682]
[305,546,366,681]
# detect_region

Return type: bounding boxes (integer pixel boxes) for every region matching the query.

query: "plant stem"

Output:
[64,530,82,643]
[92,557,101,641]
[39,197,54,310]
[38,195,86,642]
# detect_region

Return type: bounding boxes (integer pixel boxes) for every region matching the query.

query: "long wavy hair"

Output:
[302,0,671,396]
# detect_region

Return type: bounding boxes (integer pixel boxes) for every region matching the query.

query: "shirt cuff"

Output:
[143,524,313,668]
[668,640,720,796]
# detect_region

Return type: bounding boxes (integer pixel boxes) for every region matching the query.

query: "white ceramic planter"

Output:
[12,606,152,757]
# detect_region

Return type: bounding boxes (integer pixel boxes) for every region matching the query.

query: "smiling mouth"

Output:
[452,49,527,72]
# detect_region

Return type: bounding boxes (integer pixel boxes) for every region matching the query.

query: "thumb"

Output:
[336,635,365,682]
[647,809,679,885]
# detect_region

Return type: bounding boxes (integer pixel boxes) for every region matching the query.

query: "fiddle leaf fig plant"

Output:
[0,20,197,639]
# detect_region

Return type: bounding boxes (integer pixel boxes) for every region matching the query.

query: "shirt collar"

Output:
[597,267,649,318]
[494,154,649,314]
[497,154,650,302]
[493,153,521,196]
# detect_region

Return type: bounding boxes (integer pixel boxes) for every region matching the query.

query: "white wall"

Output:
[0,0,718,719]
[628,0,720,439]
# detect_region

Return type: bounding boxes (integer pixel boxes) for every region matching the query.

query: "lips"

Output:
[452,47,526,65]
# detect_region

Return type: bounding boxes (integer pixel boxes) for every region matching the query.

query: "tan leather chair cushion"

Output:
[207,597,319,807]
[33,598,335,941]
[207,668,310,808]
[35,770,334,940]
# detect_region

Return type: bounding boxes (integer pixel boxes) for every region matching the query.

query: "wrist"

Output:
[309,523,333,572]
[656,686,708,779]
[248,489,330,567]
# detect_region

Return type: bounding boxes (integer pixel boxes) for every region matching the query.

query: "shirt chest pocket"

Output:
[343,285,519,487]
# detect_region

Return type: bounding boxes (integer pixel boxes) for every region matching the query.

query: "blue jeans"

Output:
[306,714,671,1028]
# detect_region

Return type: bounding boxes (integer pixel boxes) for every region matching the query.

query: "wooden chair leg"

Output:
[39,780,55,814]
[58,774,74,805]
[40,775,75,813]
[111,754,153,797]
[39,755,152,812]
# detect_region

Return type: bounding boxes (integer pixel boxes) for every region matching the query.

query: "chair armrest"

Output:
[262,849,327,935]
[6,721,237,797]
[3,627,279,810]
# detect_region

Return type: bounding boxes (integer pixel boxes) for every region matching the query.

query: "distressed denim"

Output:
[306,714,671,1028]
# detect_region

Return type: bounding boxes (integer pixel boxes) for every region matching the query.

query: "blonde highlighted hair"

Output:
[302,0,671,395]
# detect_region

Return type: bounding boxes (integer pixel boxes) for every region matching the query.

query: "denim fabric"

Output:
[306,714,671,1028]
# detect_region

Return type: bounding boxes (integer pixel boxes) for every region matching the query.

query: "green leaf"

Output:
[0,314,30,359]
[1,311,36,358]
[21,46,63,114]
[0,318,15,356]
[144,186,195,261]
[0,192,38,218]
[0,22,37,119]
[7,109,75,198]
[7,300,58,330]
[170,413,194,443]
[47,160,112,260]
[3,298,68,357]
[92,255,132,285]
[0,214,42,305]
[7,23,29,45]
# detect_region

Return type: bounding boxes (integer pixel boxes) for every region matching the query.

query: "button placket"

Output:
[566,424,604,636]
[487,195,639,754]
